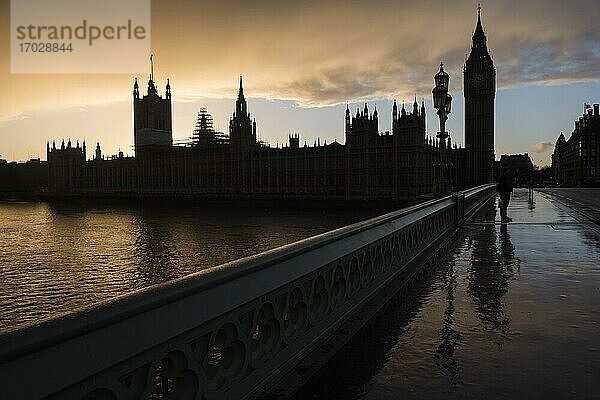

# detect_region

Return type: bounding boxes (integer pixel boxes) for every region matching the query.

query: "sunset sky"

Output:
[0,0,599,166]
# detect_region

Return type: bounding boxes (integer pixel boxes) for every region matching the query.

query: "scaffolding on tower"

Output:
[189,108,229,146]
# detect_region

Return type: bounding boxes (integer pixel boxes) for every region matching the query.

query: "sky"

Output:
[0,0,599,166]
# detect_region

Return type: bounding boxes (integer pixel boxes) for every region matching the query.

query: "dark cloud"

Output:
[148,0,599,105]
[1,0,599,115]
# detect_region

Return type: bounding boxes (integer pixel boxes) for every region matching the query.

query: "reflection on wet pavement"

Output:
[301,189,600,400]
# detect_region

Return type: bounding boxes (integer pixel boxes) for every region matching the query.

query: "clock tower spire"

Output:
[464,4,496,186]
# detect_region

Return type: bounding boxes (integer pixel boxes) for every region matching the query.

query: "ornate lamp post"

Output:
[432,62,453,195]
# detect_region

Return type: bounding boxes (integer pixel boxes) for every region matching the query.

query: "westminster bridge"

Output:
[1,185,599,400]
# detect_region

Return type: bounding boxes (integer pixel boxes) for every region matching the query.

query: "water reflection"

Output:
[467,208,515,331]
[299,191,600,400]
[293,252,448,400]
[133,218,181,287]
[436,259,460,380]
[0,201,384,331]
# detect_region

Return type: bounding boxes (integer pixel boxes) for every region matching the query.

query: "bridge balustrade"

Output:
[0,184,496,400]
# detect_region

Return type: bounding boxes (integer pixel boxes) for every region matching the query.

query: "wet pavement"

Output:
[540,188,600,223]
[300,188,600,400]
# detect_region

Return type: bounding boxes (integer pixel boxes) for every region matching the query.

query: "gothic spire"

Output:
[472,4,487,49]
[147,55,157,96]
[133,77,139,99]
[238,75,244,98]
[236,75,247,116]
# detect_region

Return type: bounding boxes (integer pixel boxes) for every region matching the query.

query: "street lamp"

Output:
[432,62,453,195]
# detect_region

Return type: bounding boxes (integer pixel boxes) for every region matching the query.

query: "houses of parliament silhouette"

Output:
[47,9,496,201]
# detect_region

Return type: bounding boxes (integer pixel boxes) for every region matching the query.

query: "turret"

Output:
[133,77,139,99]
[229,75,257,153]
[346,102,379,148]
[147,54,157,96]
[289,133,300,149]
[392,99,398,122]
[345,104,351,130]
[393,97,426,147]
[147,78,157,96]
[133,54,173,152]
[236,75,247,116]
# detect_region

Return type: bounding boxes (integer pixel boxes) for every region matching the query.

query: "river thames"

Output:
[0,200,384,331]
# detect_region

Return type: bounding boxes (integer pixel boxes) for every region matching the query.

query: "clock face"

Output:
[470,73,484,88]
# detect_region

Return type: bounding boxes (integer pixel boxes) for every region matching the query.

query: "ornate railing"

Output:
[0,184,496,400]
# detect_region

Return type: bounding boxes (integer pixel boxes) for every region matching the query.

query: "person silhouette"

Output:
[528,176,534,205]
[497,168,514,223]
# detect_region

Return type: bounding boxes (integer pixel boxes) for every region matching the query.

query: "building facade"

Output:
[552,104,600,186]
[498,153,534,185]
[47,9,493,200]
[48,76,453,200]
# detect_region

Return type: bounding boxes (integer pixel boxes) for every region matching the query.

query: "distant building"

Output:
[46,8,494,200]
[499,153,533,185]
[0,158,47,197]
[47,76,451,200]
[133,73,173,149]
[552,104,600,186]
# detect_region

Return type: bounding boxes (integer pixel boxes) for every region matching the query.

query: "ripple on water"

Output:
[0,201,382,331]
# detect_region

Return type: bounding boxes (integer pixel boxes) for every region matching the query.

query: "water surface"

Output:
[0,200,383,331]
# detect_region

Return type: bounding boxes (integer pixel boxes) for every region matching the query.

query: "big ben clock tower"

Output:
[464,6,496,186]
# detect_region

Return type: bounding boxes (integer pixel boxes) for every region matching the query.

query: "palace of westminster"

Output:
[47,10,497,201]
